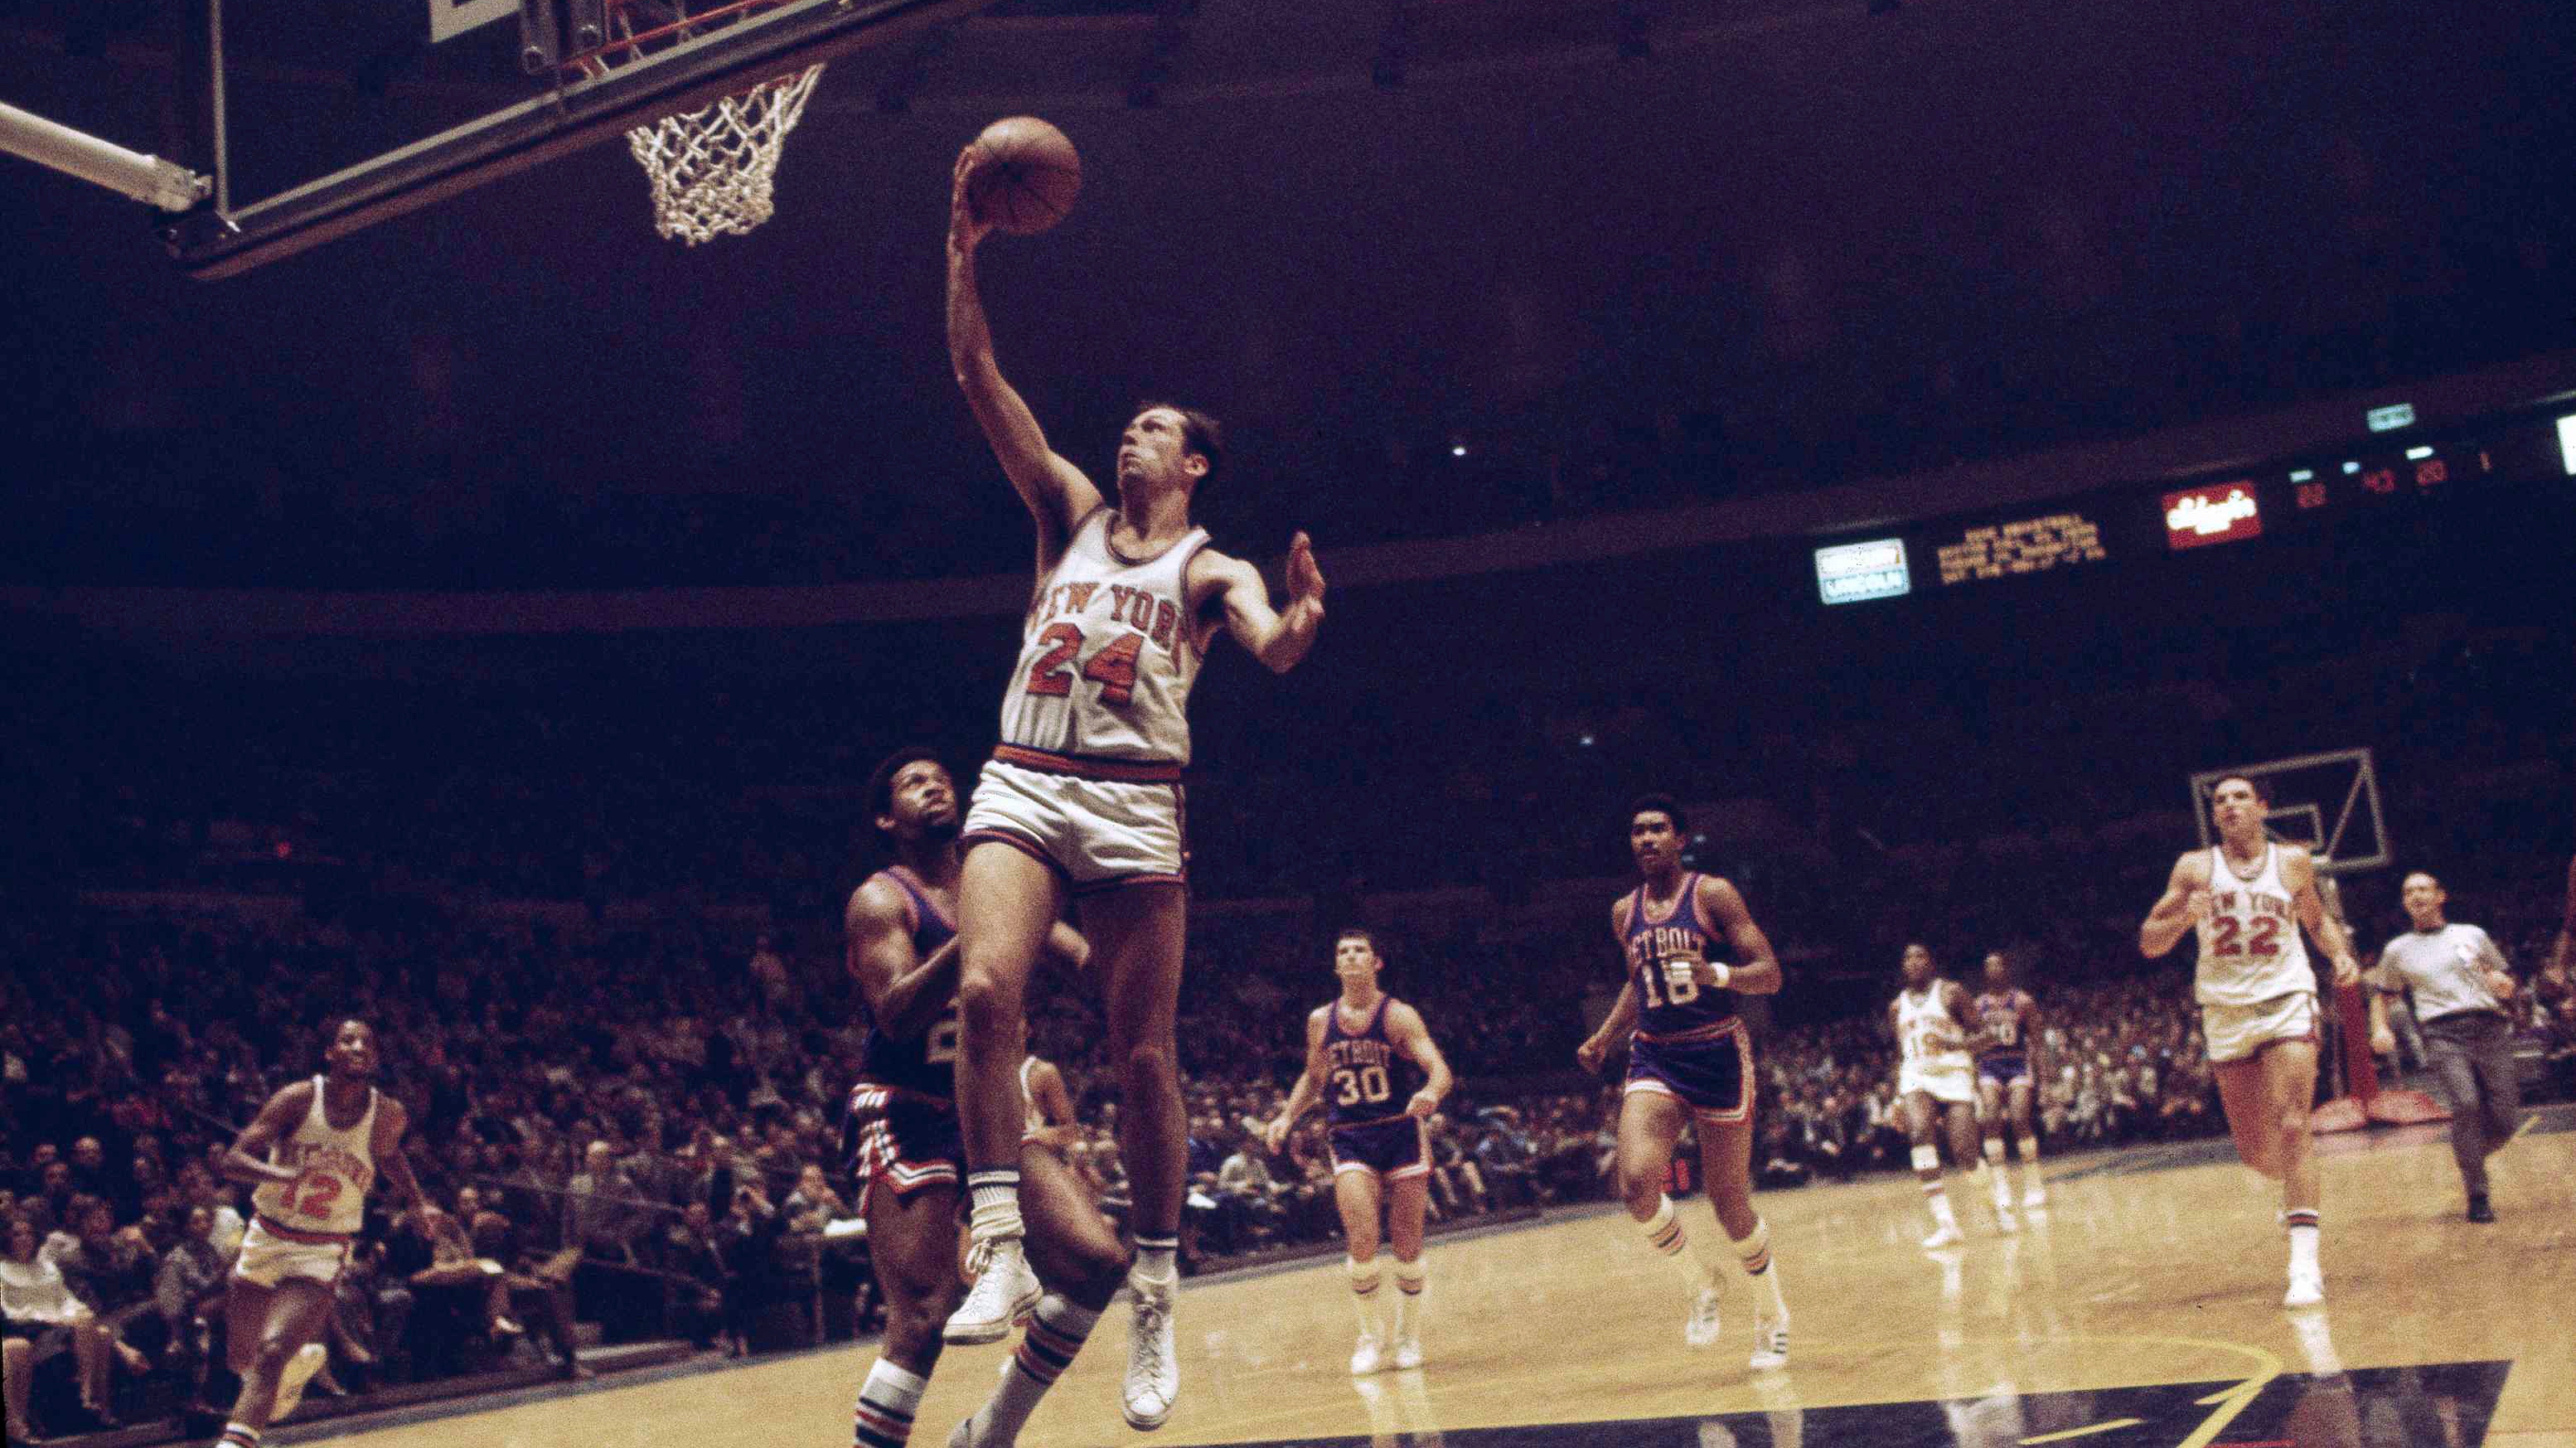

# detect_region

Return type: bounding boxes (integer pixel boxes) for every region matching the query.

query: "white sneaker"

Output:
[944,1237,1041,1345]
[1350,1334,1384,1376]
[2022,1181,2048,1208]
[1684,1281,1723,1349]
[1921,1223,1963,1250]
[1391,1335,1423,1371]
[1994,1206,2020,1233]
[1748,1313,1789,1371]
[1123,1271,1179,1430]
[271,1341,327,1421]
[2283,1269,2325,1309]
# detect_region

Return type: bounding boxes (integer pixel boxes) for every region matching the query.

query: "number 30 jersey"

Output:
[1620,874,1741,1041]
[2194,843,2313,1008]
[857,867,962,1102]
[1322,997,1426,1129]
[998,508,1212,770]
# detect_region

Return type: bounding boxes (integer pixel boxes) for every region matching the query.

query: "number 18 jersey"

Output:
[999,508,1211,769]
[1620,874,1741,1042]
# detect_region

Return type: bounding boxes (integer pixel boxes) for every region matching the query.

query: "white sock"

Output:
[1730,1218,1788,1319]
[1134,1233,1179,1282]
[966,1170,1024,1244]
[1925,1184,1959,1232]
[1392,1259,1426,1342]
[974,1295,1102,1442]
[1347,1255,1383,1339]
[2285,1210,2321,1276]
[1641,1195,1709,1287]
[853,1358,927,1448]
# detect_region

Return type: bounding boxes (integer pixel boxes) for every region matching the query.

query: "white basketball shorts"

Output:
[962,748,1188,893]
[2201,991,2317,1065]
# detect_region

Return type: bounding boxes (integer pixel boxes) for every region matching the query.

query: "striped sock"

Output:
[1392,1259,1426,1342]
[1731,1216,1787,1317]
[853,1358,927,1448]
[2283,1208,2321,1276]
[1640,1195,1707,1286]
[976,1295,1103,1441]
[1348,1255,1383,1338]
[1134,1233,1179,1281]
[220,1424,260,1448]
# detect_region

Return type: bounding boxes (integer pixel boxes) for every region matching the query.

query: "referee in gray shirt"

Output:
[2370,872,2523,1222]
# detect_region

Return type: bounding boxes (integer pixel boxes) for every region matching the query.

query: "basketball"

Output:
[966,116,1082,235]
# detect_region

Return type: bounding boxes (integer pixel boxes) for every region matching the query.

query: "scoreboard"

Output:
[1813,404,2576,606]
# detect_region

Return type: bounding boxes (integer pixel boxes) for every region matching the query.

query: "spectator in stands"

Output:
[153,1203,230,1377]
[51,1196,160,1368]
[1213,1129,1286,1254]
[716,1180,782,1358]
[2,1211,117,1432]
[1423,1115,1488,1218]
[659,1201,728,1352]
[1471,1109,1538,1208]
[2534,951,2576,1098]
[563,1139,648,1338]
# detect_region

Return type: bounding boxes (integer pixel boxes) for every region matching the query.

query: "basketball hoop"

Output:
[572,1,823,244]
[626,65,821,244]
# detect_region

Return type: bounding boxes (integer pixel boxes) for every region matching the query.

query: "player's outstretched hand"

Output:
[1575,1036,1607,1076]
[1261,1115,1290,1155]
[2370,1025,2397,1058]
[1404,1090,1440,1121]
[1286,531,1325,612]
[948,146,995,257]
[2331,953,2361,989]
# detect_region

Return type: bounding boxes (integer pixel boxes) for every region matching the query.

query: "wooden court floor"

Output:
[291,1107,2573,1448]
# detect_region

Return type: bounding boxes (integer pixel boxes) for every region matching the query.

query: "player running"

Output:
[2140,775,2361,1308]
[1261,928,1455,1375]
[941,134,1327,1431]
[211,1020,433,1448]
[1574,796,1791,1368]
[1970,952,2047,1214]
[1892,944,1998,1246]
[842,749,1131,1448]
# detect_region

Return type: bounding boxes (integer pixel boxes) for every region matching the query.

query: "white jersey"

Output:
[249,1078,379,1237]
[1896,985,1973,1075]
[998,508,1211,770]
[2194,843,2314,1007]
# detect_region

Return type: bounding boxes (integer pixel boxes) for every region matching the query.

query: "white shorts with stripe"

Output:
[1898,1060,1978,1107]
[2201,990,2317,1065]
[231,1216,351,1289]
[962,749,1187,894]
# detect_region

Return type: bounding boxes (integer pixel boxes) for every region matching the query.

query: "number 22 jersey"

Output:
[2194,843,2313,1007]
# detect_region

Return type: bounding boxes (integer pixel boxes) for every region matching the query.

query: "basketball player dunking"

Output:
[842,749,1131,1448]
[1891,945,1999,1246]
[942,143,1326,1431]
[2139,775,2361,1308]
[211,1020,433,1448]
[1261,927,1455,1376]
[1574,796,1791,1368]
[1970,952,2048,1216]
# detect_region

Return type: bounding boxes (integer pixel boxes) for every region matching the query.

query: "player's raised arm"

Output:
[2140,852,2212,958]
[1697,875,1783,995]
[1208,535,1325,675]
[222,1081,317,1189]
[1387,1003,1455,1120]
[1263,1010,1332,1153]
[846,878,963,1042]
[2282,848,2361,988]
[946,145,1102,555]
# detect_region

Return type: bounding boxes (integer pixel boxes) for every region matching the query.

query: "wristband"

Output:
[1712,963,1732,989]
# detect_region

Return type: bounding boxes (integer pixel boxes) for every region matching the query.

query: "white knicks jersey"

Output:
[1896,986,1973,1074]
[2194,843,2315,1007]
[998,508,1211,769]
[249,1078,379,1237]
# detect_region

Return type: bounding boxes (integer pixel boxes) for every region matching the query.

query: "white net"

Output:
[625,64,823,245]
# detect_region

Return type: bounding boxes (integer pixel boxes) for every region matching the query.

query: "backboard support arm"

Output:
[0,99,212,212]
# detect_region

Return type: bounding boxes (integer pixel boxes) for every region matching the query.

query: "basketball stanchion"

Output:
[2312,981,2446,1132]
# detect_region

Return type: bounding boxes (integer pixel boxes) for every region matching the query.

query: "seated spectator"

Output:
[2,1211,118,1433]
[1471,1109,1538,1208]
[716,1182,784,1358]
[657,1201,728,1351]
[51,1196,162,1369]
[1424,1116,1488,1218]
[1213,1130,1286,1254]
[152,1203,231,1380]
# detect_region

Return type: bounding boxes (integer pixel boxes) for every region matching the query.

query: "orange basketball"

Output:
[967,116,1082,235]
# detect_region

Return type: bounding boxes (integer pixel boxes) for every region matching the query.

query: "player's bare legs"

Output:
[1975,1078,2018,1219]
[1334,1168,1388,1373]
[1615,1091,1722,1347]
[2211,1058,2284,1179]
[858,1182,961,1448]
[1696,1114,1789,1369]
[2259,1039,2324,1305]
[948,843,1067,1344]
[1905,1092,1965,1248]
[220,1277,333,1446]
[950,1148,1131,1448]
[1076,882,1189,1428]
[1382,1170,1431,1367]
[1942,1098,2005,1230]
[2007,1079,2045,1206]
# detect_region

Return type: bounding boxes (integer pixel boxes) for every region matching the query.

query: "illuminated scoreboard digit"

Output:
[1934,512,2109,584]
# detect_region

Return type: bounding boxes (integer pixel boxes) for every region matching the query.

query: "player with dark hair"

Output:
[2141,775,2361,1307]
[211,1020,433,1448]
[841,749,1131,1448]
[1262,927,1454,1374]
[1574,795,1791,1368]
[1890,943,1997,1245]
[1971,952,2047,1214]
[942,136,1327,1427]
